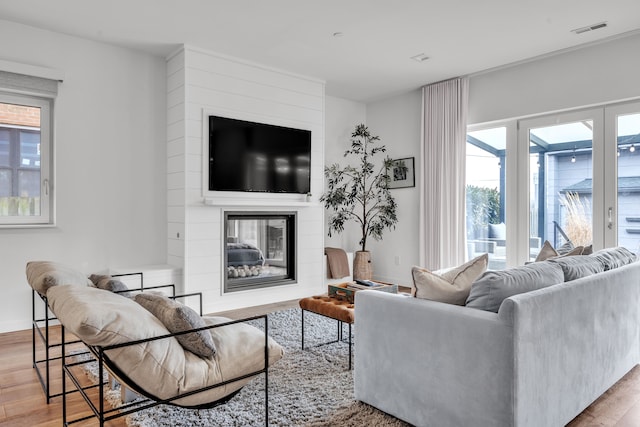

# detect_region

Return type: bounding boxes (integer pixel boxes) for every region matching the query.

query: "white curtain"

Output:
[419,77,469,270]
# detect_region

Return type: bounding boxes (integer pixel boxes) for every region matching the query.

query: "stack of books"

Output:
[346,279,386,291]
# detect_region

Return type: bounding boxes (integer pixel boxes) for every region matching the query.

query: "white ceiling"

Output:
[1,0,640,102]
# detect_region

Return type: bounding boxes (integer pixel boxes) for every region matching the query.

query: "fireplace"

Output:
[223,211,297,292]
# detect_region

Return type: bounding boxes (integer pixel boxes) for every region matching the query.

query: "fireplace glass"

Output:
[224,211,296,292]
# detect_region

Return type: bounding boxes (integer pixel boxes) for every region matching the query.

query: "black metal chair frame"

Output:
[301,308,353,370]
[60,314,270,427]
[31,271,199,403]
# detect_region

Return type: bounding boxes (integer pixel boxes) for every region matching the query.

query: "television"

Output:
[208,116,311,194]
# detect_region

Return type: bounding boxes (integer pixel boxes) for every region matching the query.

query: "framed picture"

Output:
[388,157,415,189]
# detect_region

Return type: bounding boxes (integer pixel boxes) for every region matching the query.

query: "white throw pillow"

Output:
[412,253,488,305]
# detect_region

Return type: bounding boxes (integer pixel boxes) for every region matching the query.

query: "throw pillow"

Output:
[534,241,584,262]
[89,274,131,297]
[412,253,488,305]
[534,240,558,262]
[561,246,584,257]
[134,292,216,358]
[555,241,574,255]
[465,261,564,313]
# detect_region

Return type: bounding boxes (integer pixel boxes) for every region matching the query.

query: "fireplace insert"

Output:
[224,211,297,292]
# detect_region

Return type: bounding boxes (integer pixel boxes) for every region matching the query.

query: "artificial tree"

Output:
[321,124,400,279]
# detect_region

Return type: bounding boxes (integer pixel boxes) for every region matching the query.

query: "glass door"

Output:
[604,102,640,253]
[519,110,604,262]
[466,126,508,269]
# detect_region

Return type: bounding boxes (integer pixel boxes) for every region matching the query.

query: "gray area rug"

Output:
[85,307,410,426]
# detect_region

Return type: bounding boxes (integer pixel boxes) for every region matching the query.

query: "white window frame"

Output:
[0,91,54,227]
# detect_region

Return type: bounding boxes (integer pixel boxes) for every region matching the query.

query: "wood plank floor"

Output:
[2,298,640,426]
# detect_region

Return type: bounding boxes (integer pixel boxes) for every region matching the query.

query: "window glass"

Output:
[466,127,506,270]
[616,112,640,253]
[0,96,50,224]
[528,120,594,260]
[20,130,40,168]
[0,129,9,166]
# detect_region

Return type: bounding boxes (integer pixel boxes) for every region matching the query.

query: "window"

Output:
[0,92,53,225]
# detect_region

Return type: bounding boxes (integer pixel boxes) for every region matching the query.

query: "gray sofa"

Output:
[355,255,640,426]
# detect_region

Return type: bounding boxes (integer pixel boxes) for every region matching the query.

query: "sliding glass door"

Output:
[519,110,604,262]
[468,101,640,266]
[466,125,515,269]
[604,102,640,252]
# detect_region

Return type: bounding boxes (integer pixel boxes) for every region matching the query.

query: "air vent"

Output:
[410,53,429,62]
[571,21,608,35]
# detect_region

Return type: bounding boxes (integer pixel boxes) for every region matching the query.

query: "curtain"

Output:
[419,77,469,270]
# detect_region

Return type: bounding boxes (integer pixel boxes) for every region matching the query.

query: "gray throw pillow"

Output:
[89,274,131,297]
[591,247,638,270]
[465,261,564,313]
[548,255,605,281]
[555,241,575,255]
[134,292,216,358]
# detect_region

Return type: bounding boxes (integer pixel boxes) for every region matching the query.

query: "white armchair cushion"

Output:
[46,284,283,407]
[25,261,93,295]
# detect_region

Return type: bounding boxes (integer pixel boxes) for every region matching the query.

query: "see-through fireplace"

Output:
[224,211,297,293]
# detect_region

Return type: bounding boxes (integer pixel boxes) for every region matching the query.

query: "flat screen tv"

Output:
[208,116,311,194]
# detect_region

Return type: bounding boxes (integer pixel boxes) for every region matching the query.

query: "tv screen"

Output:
[208,116,311,194]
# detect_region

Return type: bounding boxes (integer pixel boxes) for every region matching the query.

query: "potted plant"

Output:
[321,124,401,280]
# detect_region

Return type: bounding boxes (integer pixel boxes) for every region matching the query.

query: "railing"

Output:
[552,220,571,247]
[0,196,40,216]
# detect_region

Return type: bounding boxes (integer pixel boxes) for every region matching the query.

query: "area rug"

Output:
[84,308,410,426]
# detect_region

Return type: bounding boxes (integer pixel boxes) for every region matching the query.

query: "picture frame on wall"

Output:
[388,157,415,189]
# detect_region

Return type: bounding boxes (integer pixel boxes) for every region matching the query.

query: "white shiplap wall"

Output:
[167,45,326,314]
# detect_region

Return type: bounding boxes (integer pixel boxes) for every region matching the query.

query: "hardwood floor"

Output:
[1,298,640,426]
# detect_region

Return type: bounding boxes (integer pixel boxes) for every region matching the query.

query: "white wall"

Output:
[323,96,367,252]
[366,90,423,285]
[324,92,423,286]
[468,32,640,124]
[168,46,327,314]
[0,20,167,332]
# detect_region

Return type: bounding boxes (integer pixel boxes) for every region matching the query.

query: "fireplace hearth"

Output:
[224,211,297,292]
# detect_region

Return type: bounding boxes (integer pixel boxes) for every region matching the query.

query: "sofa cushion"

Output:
[412,254,488,305]
[548,255,605,281]
[466,261,564,312]
[89,274,131,296]
[591,247,637,270]
[46,284,283,407]
[134,292,216,358]
[25,261,93,295]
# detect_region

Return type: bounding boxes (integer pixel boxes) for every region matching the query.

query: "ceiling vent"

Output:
[410,53,430,62]
[571,21,608,35]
